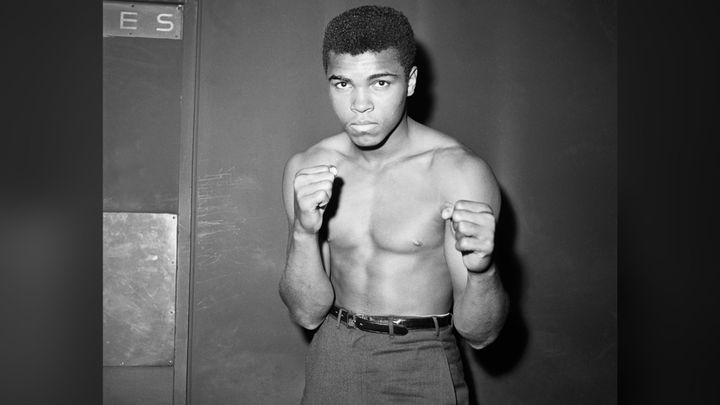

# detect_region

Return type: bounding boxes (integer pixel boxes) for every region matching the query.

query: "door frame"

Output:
[174,0,200,403]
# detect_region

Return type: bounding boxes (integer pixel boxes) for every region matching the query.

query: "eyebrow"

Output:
[328,74,350,82]
[368,73,399,80]
[328,72,400,82]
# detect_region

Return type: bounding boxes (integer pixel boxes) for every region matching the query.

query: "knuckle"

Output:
[487,220,496,232]
[451,210,464,222]
[482,239,494,252]
[293,174,308,189]
[320,182,333,193]
[456,221,470,234]
[298,200,313,211]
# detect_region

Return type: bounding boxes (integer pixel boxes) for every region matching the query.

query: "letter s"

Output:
[156,14,174,32]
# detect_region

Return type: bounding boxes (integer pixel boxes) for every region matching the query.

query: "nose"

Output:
[351,88,373,113]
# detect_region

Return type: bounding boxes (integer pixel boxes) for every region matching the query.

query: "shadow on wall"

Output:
[409,41,530,385]
[407,42,435,124]
[458,189,529,404]
[408,43,529,386]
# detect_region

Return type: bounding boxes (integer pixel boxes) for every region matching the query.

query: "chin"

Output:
[349,133,389,150]
[350,136,378,148]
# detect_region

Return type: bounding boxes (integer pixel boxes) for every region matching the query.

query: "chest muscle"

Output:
[326,165,445,253]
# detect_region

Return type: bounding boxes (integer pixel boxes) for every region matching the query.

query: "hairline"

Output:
[324,47,414,79]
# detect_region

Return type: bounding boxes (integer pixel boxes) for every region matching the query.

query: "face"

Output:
[326,49,417,149]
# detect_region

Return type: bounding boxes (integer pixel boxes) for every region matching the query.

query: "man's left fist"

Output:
[441,200,496,272]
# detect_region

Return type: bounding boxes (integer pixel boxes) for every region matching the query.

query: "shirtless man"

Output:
[280,6,508,404]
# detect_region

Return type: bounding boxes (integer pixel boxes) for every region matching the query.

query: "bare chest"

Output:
[326,166,446,253]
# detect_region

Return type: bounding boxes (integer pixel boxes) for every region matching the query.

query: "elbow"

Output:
[297,317,324,331]
[455,324,501,350]
[457,301,509,350]
[463,331,501,350]
[279,285,330,330]
[289,309,327,330]
[278,277,333,330]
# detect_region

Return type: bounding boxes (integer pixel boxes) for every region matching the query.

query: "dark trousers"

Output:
[301,313,469,405]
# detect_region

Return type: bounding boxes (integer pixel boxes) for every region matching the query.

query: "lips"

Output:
[350,123,378,134]
[350,121,378,130]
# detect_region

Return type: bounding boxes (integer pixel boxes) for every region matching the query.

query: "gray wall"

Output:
[189,0,616,403]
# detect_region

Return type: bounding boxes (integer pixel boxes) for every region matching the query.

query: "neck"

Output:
[354,116,415,167]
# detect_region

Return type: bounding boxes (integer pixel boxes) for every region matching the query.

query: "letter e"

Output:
[120,11,139,30]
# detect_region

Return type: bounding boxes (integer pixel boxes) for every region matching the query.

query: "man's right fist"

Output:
[293,165,338,234]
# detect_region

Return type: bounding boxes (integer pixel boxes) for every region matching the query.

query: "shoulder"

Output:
[408,120,497,188]
[431,143,494,179]
[428,137,500,216]
[281,133,348,218]
[408,120,491,174]
[284,134,347,179]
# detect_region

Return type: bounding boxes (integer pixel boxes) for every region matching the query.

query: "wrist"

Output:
[466,254,494,274]
[467,265,496,280]
[292,224,318,240]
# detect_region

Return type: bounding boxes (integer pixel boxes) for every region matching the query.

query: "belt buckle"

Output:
[391,319,409,336]
[346,313,356,328]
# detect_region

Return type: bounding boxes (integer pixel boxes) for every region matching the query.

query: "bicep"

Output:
[457,158,501,218]
[440,152,501,220]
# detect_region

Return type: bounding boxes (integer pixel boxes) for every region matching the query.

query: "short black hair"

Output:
[322,5,416,77]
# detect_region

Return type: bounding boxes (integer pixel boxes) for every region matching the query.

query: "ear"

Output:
[407,66,418,97]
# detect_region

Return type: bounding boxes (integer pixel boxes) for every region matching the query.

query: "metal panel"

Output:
[104,366,174,405]
[103,212,178,366]
[103,31,183,212]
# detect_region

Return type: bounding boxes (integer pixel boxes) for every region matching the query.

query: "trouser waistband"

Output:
[328,305,452,336]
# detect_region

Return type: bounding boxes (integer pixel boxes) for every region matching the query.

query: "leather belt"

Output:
[329,305,452,336]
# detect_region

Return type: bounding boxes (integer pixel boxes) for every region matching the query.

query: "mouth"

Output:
[349,122,378,132]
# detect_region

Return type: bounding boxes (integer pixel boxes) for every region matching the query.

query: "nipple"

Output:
[412,240,423,247]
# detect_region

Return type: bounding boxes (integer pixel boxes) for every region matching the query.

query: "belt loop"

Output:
[336,308,343,329]
[388,315,394,338]
[432,316,440,337]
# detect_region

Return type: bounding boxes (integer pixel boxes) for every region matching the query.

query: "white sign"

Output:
[104,2,183,40]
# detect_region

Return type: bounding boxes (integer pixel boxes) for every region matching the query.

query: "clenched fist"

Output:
[441,200,496,272]
[293,165,338,234]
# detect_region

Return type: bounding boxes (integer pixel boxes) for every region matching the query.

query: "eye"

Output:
[334,81,350,89]
[375,80,389,87]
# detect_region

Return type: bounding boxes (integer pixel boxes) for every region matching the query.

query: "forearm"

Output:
[279,230,335,329]
[452,266,508,349]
